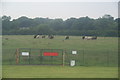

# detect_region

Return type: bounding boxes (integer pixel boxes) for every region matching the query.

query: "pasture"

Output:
[2,35,118,50]
[2,35,118,78]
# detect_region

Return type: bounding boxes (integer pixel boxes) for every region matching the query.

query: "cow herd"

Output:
[34,35,54,39]
[34,35,97,40]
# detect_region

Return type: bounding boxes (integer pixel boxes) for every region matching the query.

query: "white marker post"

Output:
[70,60,75,66]
[70,50,77,66]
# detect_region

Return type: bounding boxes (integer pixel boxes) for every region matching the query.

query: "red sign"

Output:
[43,52,59,56]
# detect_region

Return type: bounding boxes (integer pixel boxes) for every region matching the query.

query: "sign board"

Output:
[70,60,75,66]
[22,52,29,56]
[43,52,59,56]
[72,51,77,54]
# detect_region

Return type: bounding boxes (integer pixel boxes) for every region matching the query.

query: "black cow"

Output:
[34,35,40,38]
[82,36,85,39]
[65,36,69,40]
[48,35,54,39]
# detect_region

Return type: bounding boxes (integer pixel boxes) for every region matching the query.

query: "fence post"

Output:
[107,50,109,67]
[29,48,31,65]
[62,50,65,66]
[16,48,19,64]
[83,49,85,66]
[39,49,42,65]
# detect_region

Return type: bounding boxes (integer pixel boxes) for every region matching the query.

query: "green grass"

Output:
[2,35,118,66]
[2,35,118,78]
[2,35,118,50]
[2,65,118,78]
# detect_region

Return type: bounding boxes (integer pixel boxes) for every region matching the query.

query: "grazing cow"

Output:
[48,35,54,39]
[82,36,85,39]
[49,35,54,39]
[65,36,69,40]
[42,35,46,38]
[91,36,97,40]
[82,36,97,40]
[34,35,40,38]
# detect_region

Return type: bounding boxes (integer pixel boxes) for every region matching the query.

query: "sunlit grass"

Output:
[2,65,118,78]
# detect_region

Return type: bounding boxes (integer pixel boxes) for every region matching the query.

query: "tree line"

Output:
[2,14,119,37]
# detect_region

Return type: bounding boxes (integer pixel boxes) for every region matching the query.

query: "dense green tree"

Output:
[2,15,118,36]
[2,15,11,30]
[50,18,64,31]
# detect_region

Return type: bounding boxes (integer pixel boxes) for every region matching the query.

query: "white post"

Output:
[70,60,75,66]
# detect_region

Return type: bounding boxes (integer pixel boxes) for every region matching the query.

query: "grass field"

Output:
[2,35,118,78]
[2,35,118,50]
[2,65,118,78]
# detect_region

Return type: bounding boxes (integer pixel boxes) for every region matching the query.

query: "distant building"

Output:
[19,27,30,30]
[102,14,114,19]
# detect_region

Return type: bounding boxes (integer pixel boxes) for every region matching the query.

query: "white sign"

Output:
[70,60,75,66]
[72,51,77,54]
[22,52,29,56]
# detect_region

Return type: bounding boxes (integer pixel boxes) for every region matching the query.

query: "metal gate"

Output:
[18,48,64,65]
[64,50,83,66]
[3,48,118,67]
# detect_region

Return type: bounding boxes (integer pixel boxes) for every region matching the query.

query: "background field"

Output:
[2,35,118,78]
[2,35,118,50]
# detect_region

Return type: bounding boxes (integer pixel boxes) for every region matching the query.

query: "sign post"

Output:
[70,50,77,66]
[70,60,75,66]
[16,48,19,64]
[62,51,65,66]
[72,51,77,54]
[21,52,29,56]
